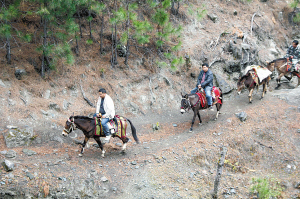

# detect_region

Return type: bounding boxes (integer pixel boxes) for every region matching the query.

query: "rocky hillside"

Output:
[0,0,300,198]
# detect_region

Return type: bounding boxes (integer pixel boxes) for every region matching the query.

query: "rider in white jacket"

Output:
[94,88,115,142]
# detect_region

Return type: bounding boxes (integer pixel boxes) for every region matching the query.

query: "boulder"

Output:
[1,159,14,172]
[4,126,34,148]
[214,74,233,94]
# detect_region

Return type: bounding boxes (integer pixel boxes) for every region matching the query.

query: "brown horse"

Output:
[62,116,139,157]
[180,87,223,132]
[266,58,300,89]
[237,69,270,103]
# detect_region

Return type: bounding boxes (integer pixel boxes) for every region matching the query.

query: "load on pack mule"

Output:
[62,115,139,158]
[237,65,271,103]
[180,86,223,132]
[266,58,300,89]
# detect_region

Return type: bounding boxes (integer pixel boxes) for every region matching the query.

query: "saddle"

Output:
[195,91,207,108]
[94,115,127,138]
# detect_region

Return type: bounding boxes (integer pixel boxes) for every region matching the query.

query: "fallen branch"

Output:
[254,139,273,150]
[212,32,230,52]
[209,57,225,68]
[79,80,95,107]
[251,12,262,36]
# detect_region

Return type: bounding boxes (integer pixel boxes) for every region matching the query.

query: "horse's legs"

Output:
[197,111,202,124]
[275,73,284,89]
[120,137,129,153]
[94,137,105,158]
[79,136,89,157]
[215,103,220,120]
[190,110,197,132]
[248,88,254,103]
[261,83,266,99]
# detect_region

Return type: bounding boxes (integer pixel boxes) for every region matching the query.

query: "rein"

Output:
[63,117,77,134]
[181,97,191,112]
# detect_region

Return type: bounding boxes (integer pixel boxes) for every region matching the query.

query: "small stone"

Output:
[131,161,137,165]
[173,124,177,127]
[26,172,34,180]
[101,176,108,182]
[297,129,300,133]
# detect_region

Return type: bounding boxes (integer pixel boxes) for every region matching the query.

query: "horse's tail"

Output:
[127,118,139,144]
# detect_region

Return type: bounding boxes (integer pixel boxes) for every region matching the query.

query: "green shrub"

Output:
[250,177,282,199]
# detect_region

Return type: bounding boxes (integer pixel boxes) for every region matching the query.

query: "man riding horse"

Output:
[93,88,115,143]
[191,63,214,111]
[285,40,300,78]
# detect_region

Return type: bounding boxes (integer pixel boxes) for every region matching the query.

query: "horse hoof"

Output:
[189,129,193,132]
[249,101,252,104]
[121,150,126,155]
[199,123,202,126]
[78,154,83,157]
[214,118,217,121]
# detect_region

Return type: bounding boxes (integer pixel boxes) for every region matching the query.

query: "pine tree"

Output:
[0,2,20,64]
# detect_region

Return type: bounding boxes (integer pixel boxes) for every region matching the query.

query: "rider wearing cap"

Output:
[190,63,214,111]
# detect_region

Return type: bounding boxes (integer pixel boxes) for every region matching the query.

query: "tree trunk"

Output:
[125,0,129,66]
[100,12,104,55]
[114,22,118,65]
[171,1,175,15]
[88,4,93,41]
[6,37,11,64]
[41,15,47,78]
[110,23,115,67]
[75,32,79,56]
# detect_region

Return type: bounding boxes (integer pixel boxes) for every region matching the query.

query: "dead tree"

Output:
[212,147,228,199]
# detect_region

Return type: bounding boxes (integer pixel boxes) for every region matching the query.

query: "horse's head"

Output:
[180,93,190,114]
[62,116,77,136]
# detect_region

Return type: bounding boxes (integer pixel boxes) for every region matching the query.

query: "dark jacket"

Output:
[196,69,213,88]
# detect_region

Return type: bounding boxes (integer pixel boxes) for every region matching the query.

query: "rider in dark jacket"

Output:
[191,63,214,110]
[285,40,300,72]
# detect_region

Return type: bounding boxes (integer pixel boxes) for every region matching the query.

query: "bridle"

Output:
[63,117,77,134]
[181,96,191,112]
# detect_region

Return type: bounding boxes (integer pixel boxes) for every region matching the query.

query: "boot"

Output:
[104,135,111,143]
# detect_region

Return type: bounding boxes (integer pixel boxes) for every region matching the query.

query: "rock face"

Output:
[4,126,34,148]
[272,87,300,106]
[214,74,233,94]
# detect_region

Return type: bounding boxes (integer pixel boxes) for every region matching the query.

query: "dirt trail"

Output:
[1,83,300,199]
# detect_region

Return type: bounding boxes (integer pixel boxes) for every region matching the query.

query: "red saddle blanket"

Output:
[212,86,222,105]
[195,92,207,108]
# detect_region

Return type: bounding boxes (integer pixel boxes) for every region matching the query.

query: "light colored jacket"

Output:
[96,94,115,120]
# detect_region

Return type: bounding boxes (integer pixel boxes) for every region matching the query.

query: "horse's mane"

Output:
[72,116,93,120]
[271,58,286,63]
